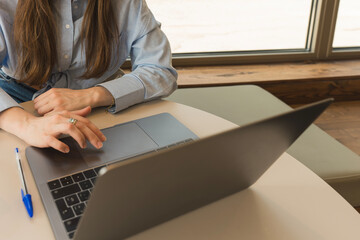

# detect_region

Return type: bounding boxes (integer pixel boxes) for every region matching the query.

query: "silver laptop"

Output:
[26,99,332,240]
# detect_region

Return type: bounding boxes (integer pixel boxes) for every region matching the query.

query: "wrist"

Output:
[0,107,35,138]
[89,87,114,108]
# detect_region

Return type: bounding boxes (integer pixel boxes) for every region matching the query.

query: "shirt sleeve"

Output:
[98,0,177,113]
[0,88,21,112]
[0,21,22,113]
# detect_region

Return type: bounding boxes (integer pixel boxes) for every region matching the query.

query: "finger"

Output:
[37,103,55,116]
[33,88,56,103]
[46,136,70,153]
[76,123,104,149]
[34,89,64,113]
[33,89,53,104]
[77,116,106,142]
[72,117,106,144]
[71,106,92,117]
[49,119,87,149]
[64,123,87,149]
[87,123,106,142]
[61,113,106,142]
[33,97,49,110]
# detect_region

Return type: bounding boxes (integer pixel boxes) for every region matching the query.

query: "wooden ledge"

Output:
[176,60,360,104]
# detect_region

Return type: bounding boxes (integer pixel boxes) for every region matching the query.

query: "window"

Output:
[145,0,359,66]
[333,0,360,48]
[147,0,313,53]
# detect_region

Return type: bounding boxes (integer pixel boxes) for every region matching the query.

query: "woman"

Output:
[0,0,177,153]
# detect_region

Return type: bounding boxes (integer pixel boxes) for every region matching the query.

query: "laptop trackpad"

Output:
[79,122,158,167]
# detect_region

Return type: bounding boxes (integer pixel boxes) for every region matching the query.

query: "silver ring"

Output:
[68,118,78,125]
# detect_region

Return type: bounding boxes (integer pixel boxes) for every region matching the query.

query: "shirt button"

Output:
[64,54,69,59]
[65,24,71,29]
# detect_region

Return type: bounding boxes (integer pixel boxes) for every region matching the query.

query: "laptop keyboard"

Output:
[48,165,104,238]
[47,138,194,239]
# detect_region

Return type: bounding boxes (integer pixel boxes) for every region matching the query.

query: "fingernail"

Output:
[103,136,107,141]
[64,148,69,153]
[97,141,103,148]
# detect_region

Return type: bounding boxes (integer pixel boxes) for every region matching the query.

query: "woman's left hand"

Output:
[33,87,113,115]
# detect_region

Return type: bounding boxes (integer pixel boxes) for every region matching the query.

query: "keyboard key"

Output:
[78,190,90,202]
[68,232,75,239]
[65,194,80,206]
[64,216,80,232]
[83,169,96,179]
[72,172,85,182]
[48,179,61,190]
[55,198,75,220]
[51,184,81,199]
[60,176,74,186]
[73,202,86,215]
[79,180,93,190]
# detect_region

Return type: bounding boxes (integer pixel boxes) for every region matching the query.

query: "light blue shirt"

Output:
[0,0,177,113]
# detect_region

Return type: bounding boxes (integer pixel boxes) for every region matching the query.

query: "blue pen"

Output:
[15,148,33,218]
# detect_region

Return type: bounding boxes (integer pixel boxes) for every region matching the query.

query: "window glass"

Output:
[147,0,313,54]
[333,0,360,48]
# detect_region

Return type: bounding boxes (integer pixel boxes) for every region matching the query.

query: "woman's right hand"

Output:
[0,106,106,153]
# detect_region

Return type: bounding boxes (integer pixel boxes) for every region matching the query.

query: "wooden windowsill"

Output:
[176,59,360,104]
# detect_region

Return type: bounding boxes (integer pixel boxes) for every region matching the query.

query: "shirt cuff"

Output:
[97,74,145,113]
[0,88,22,113]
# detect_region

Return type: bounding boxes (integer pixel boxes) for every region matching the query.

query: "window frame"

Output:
[167,0,360,67]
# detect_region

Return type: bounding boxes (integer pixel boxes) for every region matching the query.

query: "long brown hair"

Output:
[14,0,118,85]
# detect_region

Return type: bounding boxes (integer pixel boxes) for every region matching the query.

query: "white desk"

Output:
[1,100,360,239]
